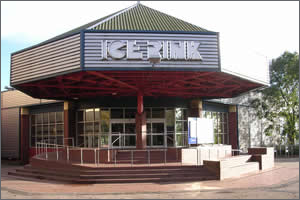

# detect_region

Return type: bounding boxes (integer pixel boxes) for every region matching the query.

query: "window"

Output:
[202,111,229,145]
[146,107,187,147]
[30,112,64,147]
[77,108,102,148]
[175,108,188,147]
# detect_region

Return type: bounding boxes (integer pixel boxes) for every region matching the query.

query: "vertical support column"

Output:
[189,99,203,118]
[228,105,238,149]
[20,108,30,164]
[64,101,69,146]
[136,92,147,149]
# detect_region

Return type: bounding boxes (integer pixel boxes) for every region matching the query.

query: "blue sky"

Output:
[1,1,299,91]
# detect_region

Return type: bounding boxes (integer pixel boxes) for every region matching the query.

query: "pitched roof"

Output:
[89,3,212,32]
[13,3,215,55]
[47,3,214,42]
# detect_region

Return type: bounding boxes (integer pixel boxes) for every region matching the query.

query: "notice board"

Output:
[188,117,214,144]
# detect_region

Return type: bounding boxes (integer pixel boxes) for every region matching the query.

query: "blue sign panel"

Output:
[188,118,197,144]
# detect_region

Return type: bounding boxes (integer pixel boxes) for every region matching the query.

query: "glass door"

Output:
[111,122,123,148]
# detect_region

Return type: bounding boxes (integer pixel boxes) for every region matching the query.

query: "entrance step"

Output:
[8,153,217,184]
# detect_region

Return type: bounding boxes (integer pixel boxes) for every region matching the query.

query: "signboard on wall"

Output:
[84,32,220,69]
[188,117,214,144]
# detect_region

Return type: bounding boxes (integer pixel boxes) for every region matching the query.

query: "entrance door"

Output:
[111,121,136,148]
[147,119,165,147]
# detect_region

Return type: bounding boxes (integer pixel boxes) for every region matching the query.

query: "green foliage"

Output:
[250,51,299,145]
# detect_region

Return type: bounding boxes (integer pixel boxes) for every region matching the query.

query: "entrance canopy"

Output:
[17,70,262,100]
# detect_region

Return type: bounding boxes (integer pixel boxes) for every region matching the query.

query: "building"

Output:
[2,2,268,163]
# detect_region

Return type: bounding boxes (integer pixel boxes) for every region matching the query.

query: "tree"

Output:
[251,51,299,145]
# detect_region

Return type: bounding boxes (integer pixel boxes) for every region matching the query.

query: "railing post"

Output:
[217,149,219,160]
[35,142,37,156]
[208,149,211,160]
[81,148,83,165]
[56,144,59,160]
[67,146,69,161]
[131,150,133,167]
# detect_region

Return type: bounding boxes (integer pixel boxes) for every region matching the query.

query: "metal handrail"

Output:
[111,133,124,146]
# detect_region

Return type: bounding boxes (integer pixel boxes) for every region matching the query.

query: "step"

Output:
[8,171,216,184]
[8,171,76,183]
[24,165,208,175]
[30,158,198,171]
[16,168,214,180]
[220,155,252,168]
[221,162,259,180]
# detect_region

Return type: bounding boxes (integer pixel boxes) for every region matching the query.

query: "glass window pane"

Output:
[49,125,55,136]
[152,108,164,118]
[78,110,84,122]
[224,134,228,144]
[152,135,164,146]
[112,123,123,134]
[37,125,42,138]
[183,109,188,120]
[152,123,164,133]
[147,123,151,134]
[85,109,94,121]
[31,126,36,137]
[175,108,183,120]
[43,113,49,124]
[214,133,218,144]
[85,122,93,135]
[43,125,48,136]
[31,115,36,125]
[147,135,151,146]
[176,134,184,146]
[145,108,151,118]
[176,121,183,132]
[100,135,109,148]
[112,136,119,146]
[56,136,63,145]
[183,121,188,132]
[166,109,175,132]
[57,124,64,136]
[125,136,136,146]
[37,114,42,124]
[94,135,99,148]
[95,108,100,121]
[111,109,123,119]
[31,136,36,147]
[78,123,84,136]
[56,112,63,123]
[49,112,55,123]
[125,123,135,134]
[31,126,36,147]
[125,109,136,118]
[218,134,222,144]
[94,122,100,134]
[167,134,174,147]
[100,109,110,133]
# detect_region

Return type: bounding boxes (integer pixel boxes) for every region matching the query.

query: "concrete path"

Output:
[1,157,299,199]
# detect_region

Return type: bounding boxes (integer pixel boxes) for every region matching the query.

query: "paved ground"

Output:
[1,157,299,199]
